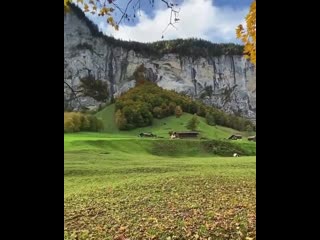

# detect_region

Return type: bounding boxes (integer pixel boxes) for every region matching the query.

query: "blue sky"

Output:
[83,0,252,43]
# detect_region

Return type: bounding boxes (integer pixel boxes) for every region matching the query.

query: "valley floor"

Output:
[64,133,256,240]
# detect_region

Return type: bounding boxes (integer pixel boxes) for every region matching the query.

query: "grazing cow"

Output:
[170,134,177,139]
[169,131,177,139]
[233,153,239,157]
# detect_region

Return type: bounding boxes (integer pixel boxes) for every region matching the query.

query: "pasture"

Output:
[64,132,256,239]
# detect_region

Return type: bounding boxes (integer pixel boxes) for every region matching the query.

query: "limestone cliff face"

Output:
[64,9,256,119]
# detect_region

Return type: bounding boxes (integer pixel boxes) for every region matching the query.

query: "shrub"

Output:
[186,114,200,131]
[64,112,104,133]
[175,105,183,118]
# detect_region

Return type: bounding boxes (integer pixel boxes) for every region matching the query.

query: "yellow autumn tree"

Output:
[236,0,256,65]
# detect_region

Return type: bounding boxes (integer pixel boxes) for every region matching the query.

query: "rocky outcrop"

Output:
[64,8,256,119]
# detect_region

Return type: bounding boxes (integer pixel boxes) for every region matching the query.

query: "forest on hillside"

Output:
[115,81,254,131]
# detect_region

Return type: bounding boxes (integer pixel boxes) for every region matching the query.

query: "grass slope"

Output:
[64,132,255,157]
[65,105,256,239]
[64,135,256,239]
[95,104,119,134]
[95,104,254,140]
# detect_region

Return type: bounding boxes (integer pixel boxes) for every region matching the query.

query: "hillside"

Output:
[95,104,119,133]
[113,81,254,131]
[95,104,254,139]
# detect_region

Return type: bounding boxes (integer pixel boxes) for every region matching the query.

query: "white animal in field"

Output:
[170,134,176,139]
[233,153,239,157]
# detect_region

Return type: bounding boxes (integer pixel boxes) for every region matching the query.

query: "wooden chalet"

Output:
[170,131,199,139]
[248,135,256,142]
[228,134,242,140]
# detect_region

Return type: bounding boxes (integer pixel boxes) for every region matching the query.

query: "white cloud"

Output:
[92,0,249,43]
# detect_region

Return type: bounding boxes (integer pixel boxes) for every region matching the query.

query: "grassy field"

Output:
[65,105,255,239]
[64,130,256,240]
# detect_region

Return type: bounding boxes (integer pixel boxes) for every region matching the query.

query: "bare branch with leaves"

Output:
[64,0,180,37]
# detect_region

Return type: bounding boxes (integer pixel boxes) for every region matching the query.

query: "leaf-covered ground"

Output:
[65,176,255,240]
[64,134,256,239]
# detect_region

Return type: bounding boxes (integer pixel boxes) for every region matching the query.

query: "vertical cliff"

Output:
[64,7,256,120]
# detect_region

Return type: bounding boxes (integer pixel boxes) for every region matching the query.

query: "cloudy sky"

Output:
[83,0,252,44]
